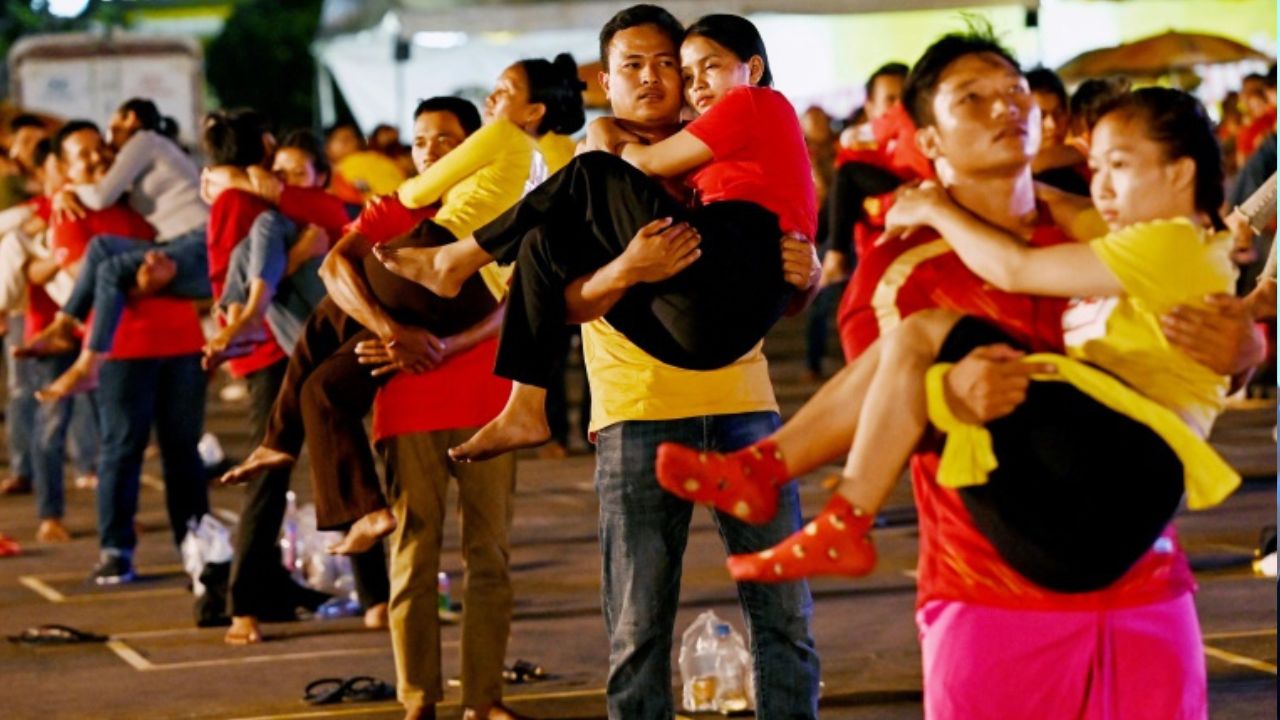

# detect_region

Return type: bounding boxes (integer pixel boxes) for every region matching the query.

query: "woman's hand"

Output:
[583,117,642,156]
[880,180,953,244]
[51,187,86,222]
[247,166,284,204]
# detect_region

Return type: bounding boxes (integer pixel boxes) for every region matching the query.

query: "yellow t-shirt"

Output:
[397,118,536,299]
[1065,218,1237,436]
[336,151,406,199]
[537,133,577,175]
[582,319,778,433]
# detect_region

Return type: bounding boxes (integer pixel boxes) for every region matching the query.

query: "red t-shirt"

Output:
[684,86,817,240]
[839,207,1195,611]
[22,196,59,341]
[278,186,352,241]
[348,193,509,440]
[1237,106,1276,160]
[48,205,205,359]
[206,189,287,377]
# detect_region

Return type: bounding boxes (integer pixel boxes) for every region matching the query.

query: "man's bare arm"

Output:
[319,231,401,339]
[565,218,701,324]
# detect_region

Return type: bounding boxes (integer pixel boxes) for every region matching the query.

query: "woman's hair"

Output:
[684,14,773,87]
[203,109,270,168]
[517,54,587,135]
[1095,87,1226,230]
[277,128,330,183]
[118,97,161,131]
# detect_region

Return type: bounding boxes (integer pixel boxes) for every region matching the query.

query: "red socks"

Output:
[655,439,790,524]
[726,495,876,583]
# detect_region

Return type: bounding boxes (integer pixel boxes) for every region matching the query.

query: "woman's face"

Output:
[272,147,320,188]
[680,35,755,115]
[1089,113,1195,231]
[485,64,538,129]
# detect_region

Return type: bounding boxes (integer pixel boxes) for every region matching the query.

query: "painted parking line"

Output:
[1203,628,1276,641]
[1203,645,1278,675]
[105,631,456,673]
[18,563,188,603]
[227,687,605,720]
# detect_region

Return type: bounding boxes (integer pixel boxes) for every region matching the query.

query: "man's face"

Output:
[108,110,140,150]
[1242,79,1271,119]
[326,127,361,164]
[918,53,1039,178]
[61,129,106,185]
[1032,90,1069,149]
[866,74,904,122]
[272,147,320,188]
[599,24,684,126]
[411,111,467,174]
[8,125,48,173]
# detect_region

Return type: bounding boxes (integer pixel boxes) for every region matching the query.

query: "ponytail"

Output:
[519,53,587,136]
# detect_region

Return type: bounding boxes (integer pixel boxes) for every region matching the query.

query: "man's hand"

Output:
[1245,278,1277,320]
[942,344,1053,424]
[51,187,86,222]
[1161,293,1264,376]
[354,338,409,377]
[1225,208,1258,265]
[379,324,448,374]
[615,218,701,285]
[583,117,643,155]
[818,249,850,289]
[782,233,819,291]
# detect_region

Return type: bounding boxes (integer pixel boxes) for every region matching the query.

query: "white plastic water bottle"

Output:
[712,622,751,712]
[280,491,301,580]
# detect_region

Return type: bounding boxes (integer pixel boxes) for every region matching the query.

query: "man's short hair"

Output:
[413,96,482,136]
[32,138,53,169]
[9,113,44,133]
[865,62,909,98]
[119,98,161,131]
[902,22,1020,128]
[1026,67,1068,107]
[1069,77,1131,130]
[598,4,684,72]
[52,120,101,159]
[203,109,270,167]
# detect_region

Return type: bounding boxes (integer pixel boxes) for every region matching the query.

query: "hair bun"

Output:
[553,53,588,92]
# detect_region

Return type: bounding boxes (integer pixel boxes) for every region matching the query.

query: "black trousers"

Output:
[228,358,390,616]
[937,317,1185,593]
[823,161,902,258]
[475,152,794,387]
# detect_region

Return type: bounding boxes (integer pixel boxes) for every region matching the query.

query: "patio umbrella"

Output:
[1058,30,1270,82]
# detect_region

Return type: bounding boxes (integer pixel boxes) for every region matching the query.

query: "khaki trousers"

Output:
[382,428,517,707]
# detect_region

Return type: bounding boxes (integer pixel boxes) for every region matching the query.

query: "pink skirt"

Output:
[917,593,1207,720]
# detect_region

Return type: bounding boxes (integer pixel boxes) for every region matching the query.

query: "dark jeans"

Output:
[823,161,902,258]
[62,229,211,352]
[229,358,389,617]
[96,354,208,553]
[475,152,794,386]
[30,353,97,519]
[594,412,819,720]
[805,281,845,375]
[5,312,37,480]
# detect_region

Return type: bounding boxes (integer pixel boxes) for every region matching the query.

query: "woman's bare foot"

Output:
[224,615,263,645]
[15,317,79,358]
[449,384,550,462]
[35,352,101,402]
[219,445,295,485]
[326,509,397,556]
[363,602,389,629]
[403,700,437,720]
[36,518,71,543]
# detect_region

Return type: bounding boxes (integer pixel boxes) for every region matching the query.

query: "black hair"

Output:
[1096,87,1226,230]
[685,14,773,88]
[325,121,365,146]
[599,4,684,72]
[157,116,180,141]
[1267,62,1277,89]
[32,137,53,169]
[277,128,330,184]
[902,20,1020,128]
[9,113,43,133]
[413,96,483,136]
[52,120,100,160]
[1026,67,1068,107]
[202,108,270,167]
[118,97,161,132]
[1069,76,1130,131]
[865,62,909,99]
[517,53,587,135]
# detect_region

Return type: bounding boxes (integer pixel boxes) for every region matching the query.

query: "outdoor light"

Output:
[47,0,91,18]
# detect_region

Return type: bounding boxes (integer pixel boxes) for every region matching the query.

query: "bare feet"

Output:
[536,441,568,460]
[373,243,468,297]
[224,615,263,645]
[403,700,437,720]
[74,473,98,490]
[363,602,389,629]
[326,509,397,556]
[35,352,101,402]
[36,518,71,543]
[218,445,295,485]
[449,384,550,463]
[463,704,527,720]
[0,476,31,495]
[15,317,79,358]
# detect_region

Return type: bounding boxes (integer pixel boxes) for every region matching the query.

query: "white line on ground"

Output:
[226,687,606,720]
[1203,645,1278,675]
[106,639,154,671]
[1202,628,1277,641]
[107,644,392,672]
[18,575,64,602]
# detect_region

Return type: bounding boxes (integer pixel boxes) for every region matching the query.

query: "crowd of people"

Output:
[0,4,1275,719]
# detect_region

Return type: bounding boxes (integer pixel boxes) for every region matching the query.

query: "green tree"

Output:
[205,0,322,130]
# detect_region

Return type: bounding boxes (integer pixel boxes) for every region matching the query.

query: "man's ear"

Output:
[915,125,943,161]
[599,70,611,100]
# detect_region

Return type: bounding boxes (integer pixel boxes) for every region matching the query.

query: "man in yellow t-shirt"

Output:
[566,8,823,718]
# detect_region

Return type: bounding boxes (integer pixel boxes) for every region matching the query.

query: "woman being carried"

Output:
[373,14,818,461]
[657,87,1241,590]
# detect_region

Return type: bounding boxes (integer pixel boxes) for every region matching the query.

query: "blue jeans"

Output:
[61,228,211,353]
[29,353,97,519]
[594,412,820,720]
[95,354,208,553]
[219,211,325,353]
[5,312,37,480]
[67,392,98,477]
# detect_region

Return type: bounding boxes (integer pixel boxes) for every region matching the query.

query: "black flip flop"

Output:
[7,624,107,645]
[304,676,395,705]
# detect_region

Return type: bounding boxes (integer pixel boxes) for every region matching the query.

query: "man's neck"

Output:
[946,167,1039,238]
[615,117,682,145]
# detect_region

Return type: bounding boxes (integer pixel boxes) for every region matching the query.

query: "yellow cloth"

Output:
[397,118,537,301]
[582,319,778,433]
[537,133,577,174]
[924,354,1241,510]
[335,151,406,199]
[1069,218,1236,436]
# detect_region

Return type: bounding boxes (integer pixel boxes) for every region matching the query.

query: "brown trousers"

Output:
[381,428,516,707]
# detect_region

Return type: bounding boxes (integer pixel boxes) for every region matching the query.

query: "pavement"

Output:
[0,313,1274,720]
